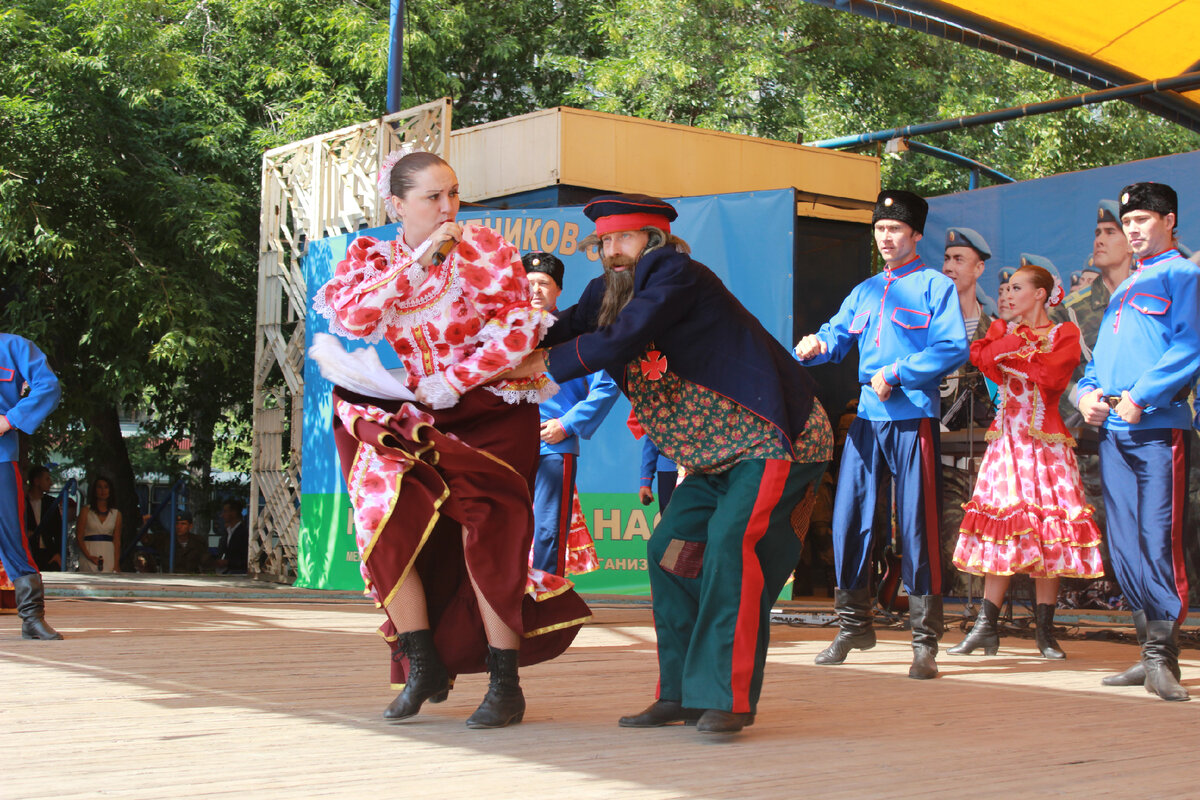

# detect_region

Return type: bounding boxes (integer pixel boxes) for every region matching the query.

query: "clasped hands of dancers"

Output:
[313,147,1195,742]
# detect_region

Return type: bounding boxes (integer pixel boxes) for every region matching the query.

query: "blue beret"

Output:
[1020,252,1060,279]
[1097,200,1120,226]
[944,227,991,260]
[997,268,1015,285]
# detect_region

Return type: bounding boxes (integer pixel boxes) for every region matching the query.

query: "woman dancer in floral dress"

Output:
[314,149,589,728]
[950,263,1103,659]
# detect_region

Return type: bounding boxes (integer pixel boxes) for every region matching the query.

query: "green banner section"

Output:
[295,492,361,591]
[570,492,656,596]
[295,490,656,594]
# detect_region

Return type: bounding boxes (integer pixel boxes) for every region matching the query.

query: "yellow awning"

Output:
[936,1,1200,99]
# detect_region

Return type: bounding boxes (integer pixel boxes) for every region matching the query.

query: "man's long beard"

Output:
[597,257,636,327]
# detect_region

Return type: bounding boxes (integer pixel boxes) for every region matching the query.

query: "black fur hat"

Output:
[872,190,928,235]
[1119,182,1177,221]
[521,251,565,288]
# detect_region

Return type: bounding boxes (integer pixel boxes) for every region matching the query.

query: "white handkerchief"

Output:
[309,333,415,401]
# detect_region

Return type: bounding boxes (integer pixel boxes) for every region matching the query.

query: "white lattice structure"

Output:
[251,98,452,581]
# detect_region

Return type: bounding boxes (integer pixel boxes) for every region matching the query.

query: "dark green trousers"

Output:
[647,458,827,713]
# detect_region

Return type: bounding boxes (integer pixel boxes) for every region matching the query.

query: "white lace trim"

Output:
[418,372,460,410]
[485,380,560,405]
[475,306,555,349]
[312,284,387,345]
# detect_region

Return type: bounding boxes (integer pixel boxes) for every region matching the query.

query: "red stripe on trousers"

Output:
[917,420,941,595]
[555,454,575,576]
[730,459,789,713]
[11,462,37,570]
[1171,430,1188,622]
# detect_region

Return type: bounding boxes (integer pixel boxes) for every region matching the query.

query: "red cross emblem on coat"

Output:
[640,350,668,380]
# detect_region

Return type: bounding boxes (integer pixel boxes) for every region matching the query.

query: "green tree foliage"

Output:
[562,0,1200,194]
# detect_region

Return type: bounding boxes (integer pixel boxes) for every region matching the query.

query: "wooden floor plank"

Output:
[1,595,1197,799]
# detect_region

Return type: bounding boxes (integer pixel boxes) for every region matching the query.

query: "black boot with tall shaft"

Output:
[466,647,526,728]
[383,629,450,721]
[1143,620,1189,702]
[948,598,1000,656]
[1034,603,1065,659]
[908,595,943,680]
[15,574,63,640]
[814,588,876,665]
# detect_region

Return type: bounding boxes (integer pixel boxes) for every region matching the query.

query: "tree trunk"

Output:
[86,403,141,572]
[188,405,218,551]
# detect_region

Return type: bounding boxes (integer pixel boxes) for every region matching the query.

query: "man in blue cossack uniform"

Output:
[796,190,968,680]
[0,333,63,639]
[1077,181,1200,702]
[523,252,620,576]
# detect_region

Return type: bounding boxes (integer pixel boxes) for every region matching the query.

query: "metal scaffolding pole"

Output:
[807,72,1200,150]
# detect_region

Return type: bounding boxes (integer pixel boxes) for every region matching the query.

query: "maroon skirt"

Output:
[331,386,590,686]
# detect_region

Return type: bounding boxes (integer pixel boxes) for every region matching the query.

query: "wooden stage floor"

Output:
[2,582,1198,799]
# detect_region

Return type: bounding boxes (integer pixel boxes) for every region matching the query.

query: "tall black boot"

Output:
[383,629,450,721]
[948,598,1000,655]
[465,646,526,728]
[814,587,876,665]
[1034,603,1065,659]
[1142,620,1189,702]
[908,595,943,680]
[14,574,63,640]
[1102,610,1168,686]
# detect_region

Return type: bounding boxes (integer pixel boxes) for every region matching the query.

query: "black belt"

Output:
[1101,385,1191,409]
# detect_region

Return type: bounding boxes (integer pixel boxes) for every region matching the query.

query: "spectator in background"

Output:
[172,511,212,574]
[216,498,248,574]
[524,252,620,576]
[77,476,121,573]
[25,466,63,571]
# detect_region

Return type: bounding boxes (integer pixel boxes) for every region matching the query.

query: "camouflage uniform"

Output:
[939,310,994,596]
[1050,278,1114,570]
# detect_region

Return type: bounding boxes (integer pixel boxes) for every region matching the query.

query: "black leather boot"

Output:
[696,709,755,734]
[1034,603,1065,659]
[383,629,450,721]
[948,598,1000,655]
[618,699,702,728]
[1102,610,1162,686]
[814,587,876,665]
[1142,620,1189,702]
[465,647,526,728]
[14,574,63,640]
[908,595,943,680]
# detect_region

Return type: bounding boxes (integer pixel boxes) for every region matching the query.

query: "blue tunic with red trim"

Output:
[1,334,61,464]
[1078,248,1200,431]
[800,257,968,421]
[542,247,818,459]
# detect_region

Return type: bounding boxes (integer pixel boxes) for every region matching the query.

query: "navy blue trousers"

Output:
[657,470,678,514]
[1099,427,1190,622]
[0,462,38,579]
[832,417,943,595]
[532,453,577,575]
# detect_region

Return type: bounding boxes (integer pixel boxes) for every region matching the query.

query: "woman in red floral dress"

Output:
[314,150,589,728]
[950,264,1103,659]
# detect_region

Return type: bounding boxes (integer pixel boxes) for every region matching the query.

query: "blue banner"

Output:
[298,188,798,591]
